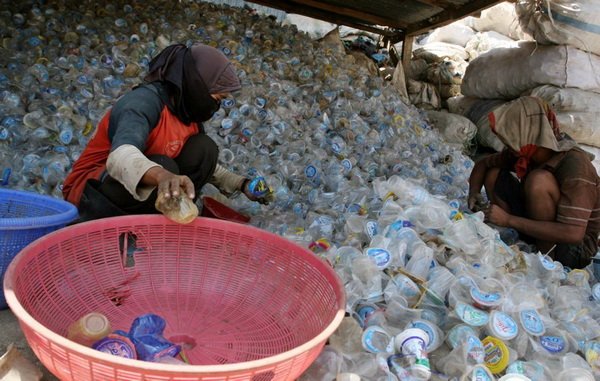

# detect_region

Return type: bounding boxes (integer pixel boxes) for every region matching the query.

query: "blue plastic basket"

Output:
[0,188,78,309]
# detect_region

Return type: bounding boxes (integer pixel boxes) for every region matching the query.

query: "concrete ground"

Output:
[0,308,59,380]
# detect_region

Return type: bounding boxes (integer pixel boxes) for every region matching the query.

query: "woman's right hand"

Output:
[146,167,195,200]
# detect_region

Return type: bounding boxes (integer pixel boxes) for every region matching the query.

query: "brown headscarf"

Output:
[489,96,578,178]
[145,43,241,125]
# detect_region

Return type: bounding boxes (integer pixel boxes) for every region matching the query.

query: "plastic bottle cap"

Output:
[83,313,110,334]
[498,375,532,381]
[519,309,545,336]
[482,336,510,374]
[487,310,518,340]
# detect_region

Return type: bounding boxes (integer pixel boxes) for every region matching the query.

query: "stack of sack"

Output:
[451,0,600,158]
[402,2,529,111]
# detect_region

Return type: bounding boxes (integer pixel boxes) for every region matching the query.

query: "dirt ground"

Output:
[0,308,59,380]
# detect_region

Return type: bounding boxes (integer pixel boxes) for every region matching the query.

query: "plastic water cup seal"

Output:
[365,247,391,270]
[519,309,545,336]
[394,328,431,379]
[462,364,495,381]
[487,310,519,340]
[538,330,568,355]
[470,284,503,309]
[455,302,489,327]
[404,319,442,352]
[361,325,394,354]
[482,336,510,374]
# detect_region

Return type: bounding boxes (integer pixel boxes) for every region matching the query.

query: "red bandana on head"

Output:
[515,144,537,179]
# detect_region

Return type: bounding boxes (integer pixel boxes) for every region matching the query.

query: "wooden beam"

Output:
[406,0,505,36]
[244,0,405,36]
[401,35,414,75]
[287,0,403,28]
[411,0,456,9]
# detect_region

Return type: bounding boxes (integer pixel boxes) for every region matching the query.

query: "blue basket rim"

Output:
[0,188,78,229]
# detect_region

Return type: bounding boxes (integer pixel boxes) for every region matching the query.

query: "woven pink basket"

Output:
[4,215,345,381]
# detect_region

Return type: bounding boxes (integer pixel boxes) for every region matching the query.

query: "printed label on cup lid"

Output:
[489,310,518,340]
[465,335,485,364]
[361,326,394,354]
[482,336,509,374]
[355,304,378,327]
[446,324,478,349]
[405,320,440,351]
[519,309,545,336]
[539,334,566,354]
[364,220,378,239]
[365,248,391,269]
[92,334,136,359]
[455,302,489,327]
[470,286,503,308]
[471,364,494,381]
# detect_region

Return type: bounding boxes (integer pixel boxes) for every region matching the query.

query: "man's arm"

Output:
[486,204,587,244]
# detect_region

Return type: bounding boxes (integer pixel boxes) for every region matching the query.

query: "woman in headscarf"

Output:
[63,43,266,221]
[468,96,600,269]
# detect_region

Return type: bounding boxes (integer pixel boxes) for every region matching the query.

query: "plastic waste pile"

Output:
[0,1,599,380]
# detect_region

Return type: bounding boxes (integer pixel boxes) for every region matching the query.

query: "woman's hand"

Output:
[152,168,195,200]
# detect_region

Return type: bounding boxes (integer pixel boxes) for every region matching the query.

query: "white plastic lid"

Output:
[83,312,110,334]
[498,374,532,381]
[337,373,361,381]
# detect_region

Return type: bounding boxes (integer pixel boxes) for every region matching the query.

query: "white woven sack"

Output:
[422,22,476,47]
[461,41,600,99]
[516,0,600,56]
[425,110,477,147]
[555,111,600,148]
[472,2,531,41]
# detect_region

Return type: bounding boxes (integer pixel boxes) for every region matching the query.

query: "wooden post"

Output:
[401,35,414,77]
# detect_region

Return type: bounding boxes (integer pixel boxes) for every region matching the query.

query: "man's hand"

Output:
[468,192,485,211]
[484,204,511,227]
[154,169,195,200]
